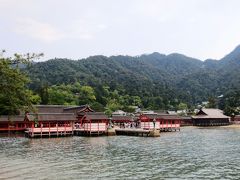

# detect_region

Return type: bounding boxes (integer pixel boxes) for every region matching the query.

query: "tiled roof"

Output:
[142,114,181,120]
[111,116,133,121]
[27,113,76,121]
[192,108,230,119]
[181,116,192,120]
[84,112,108,120]
[34,105,70,113]
[64,105,93,111]
[33,105,93,114]
[0,115,25,122]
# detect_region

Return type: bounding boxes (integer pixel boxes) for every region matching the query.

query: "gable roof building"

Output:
[192,108,230,126]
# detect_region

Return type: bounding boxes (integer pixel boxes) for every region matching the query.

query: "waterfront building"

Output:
[111,115,134,128]
[25,113,76,137]
[192,108,230,126]
[0,115,27,132]
[24,105,93,137]
[232,115,240,123]
[0,105,103,137]
[139,113,181,131]
[180,116,193,126]
[75,112,108,135]
[231,115,240,124]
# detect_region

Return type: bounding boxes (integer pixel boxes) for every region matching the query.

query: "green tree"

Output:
[78,86,96,105]
[177,102,188,110]
[48,84,78,105]
[207,96,217,108]
[0,51,43,115]
[90,101,105,111]
[28,90,41,104]
[39,83,49,104]
[222,89,240,116]
[105,99,122,115]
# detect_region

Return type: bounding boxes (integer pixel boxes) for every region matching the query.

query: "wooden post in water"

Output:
[57,122,58,137]
[98,121,99,136]
[90,119,91,136]
[48,122,50,137]
[32,122,34,138]
[72,121,74,136]
[41,122,42,137]
[64,122,66,136]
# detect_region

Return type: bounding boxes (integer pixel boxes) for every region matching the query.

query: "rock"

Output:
[107,128,116,136]
[149,129,160,137]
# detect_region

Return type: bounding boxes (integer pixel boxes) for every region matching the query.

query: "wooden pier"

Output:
[115,128,160,137]
[74,128,106,136]
[25,126,74,138]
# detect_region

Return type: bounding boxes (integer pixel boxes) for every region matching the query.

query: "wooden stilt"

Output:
[57,122,58,137]
[41,122,42,137]
[48,122,50,137]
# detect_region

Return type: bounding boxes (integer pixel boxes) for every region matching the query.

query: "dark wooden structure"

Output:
[231,115,240,123]
[234,115,240,121]
[180,116,193,126]
[0,115,28,132]
[192,108,230,126]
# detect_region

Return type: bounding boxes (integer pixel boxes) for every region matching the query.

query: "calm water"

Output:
[0,127,240,180]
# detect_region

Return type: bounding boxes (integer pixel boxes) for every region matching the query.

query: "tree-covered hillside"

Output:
[25,45,240,113]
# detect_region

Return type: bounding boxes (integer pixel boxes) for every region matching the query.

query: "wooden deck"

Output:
[140,122,180,132]
[25,127,74,138]
[0,127,26,131]
[74,128,107,136]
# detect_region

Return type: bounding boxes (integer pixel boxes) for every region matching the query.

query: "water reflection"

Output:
[0,127,240,179]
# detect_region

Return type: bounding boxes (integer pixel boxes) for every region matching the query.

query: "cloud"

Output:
[68,19,107,40]
[13,17,107,42]
[14,18,65,43]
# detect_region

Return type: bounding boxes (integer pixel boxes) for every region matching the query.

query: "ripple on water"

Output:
[1,127,240,179]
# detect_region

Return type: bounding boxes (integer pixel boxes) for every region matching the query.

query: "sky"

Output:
[1,0,240,61]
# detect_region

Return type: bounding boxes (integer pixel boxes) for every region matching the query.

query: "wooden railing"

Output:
[140,120,180,130]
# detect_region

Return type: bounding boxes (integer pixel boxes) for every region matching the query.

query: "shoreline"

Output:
[221,124,240,128]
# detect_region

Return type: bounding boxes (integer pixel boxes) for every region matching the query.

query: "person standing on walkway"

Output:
[153,118,156,129]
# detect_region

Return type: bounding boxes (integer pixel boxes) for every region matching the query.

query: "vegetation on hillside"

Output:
[1,45,240,116]
[24,45,240,116]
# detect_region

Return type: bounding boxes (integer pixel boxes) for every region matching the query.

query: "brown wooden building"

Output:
[192,108,230,126]
[230,115,240,124]
[0,115,27,132]
[234,115,240,121]
[180,116,193,126]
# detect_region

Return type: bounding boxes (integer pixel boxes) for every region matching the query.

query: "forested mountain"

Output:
[25,45,240,112]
